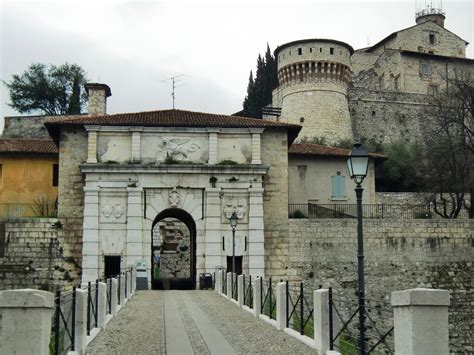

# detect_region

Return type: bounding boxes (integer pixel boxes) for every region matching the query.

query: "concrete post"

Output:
[226,272,232,297]
[97,281,107,329]
[276,282,287,330]
[391,288,450,355]
[314,289,330,354]
[127,271,132,298]
[237,275,244,307]
[253,277,262,317]
[0,289,54,355]
[74,288,88,354]
[119,274,126,305]
[111,278,118,315]
[215,270,222,293]
[132,266,137,293]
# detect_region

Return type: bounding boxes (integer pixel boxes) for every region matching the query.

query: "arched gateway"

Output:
[151,208,196,289]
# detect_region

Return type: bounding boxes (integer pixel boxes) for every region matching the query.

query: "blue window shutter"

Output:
[332,175,346,198]
[338,175,346,197]
[331,176,338,197]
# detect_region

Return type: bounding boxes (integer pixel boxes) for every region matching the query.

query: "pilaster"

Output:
[207,128,220,164]
[130,128,142,162]
[204,187,222,270]
[86,126,100,163]
[248,187,265,276]
[250,128,264,165]
[126,187,143,266]
[82,186,100,283]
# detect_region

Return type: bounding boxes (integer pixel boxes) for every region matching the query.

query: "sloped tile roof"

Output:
[45,109,302,144]
[289,143,386,160]
[0,138,58,154]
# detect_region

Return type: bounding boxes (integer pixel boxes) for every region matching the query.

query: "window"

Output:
[331,173,346,198]
[0,223,5,257]
[428,84,438,96]
[298,48,302,55]
[309,47,313,53]
[429,34,436,44]
[420,63,432,75]
[330,47,334,55]
[52,164,59,187]
[320,47,322,53]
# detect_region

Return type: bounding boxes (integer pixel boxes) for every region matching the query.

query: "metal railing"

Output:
[50,288,76,355]
[243,275,253,308]
[260,278,276,320]
[329,288,394,354]
[286,281,314,337]
[0,203,57,218]
[289,203,435,219]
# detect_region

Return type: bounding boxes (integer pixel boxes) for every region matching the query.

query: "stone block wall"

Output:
[288,218,473,353]
[2,115,53,139]
[0,218,80,291]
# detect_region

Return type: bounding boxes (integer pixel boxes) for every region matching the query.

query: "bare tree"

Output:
[424,69,473,218]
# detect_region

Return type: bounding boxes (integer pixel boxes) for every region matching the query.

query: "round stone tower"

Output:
[274,39,354,143]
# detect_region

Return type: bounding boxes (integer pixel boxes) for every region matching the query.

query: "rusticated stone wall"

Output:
[2,115,53,139]
[0,218,81,291]
[288,218,473,354]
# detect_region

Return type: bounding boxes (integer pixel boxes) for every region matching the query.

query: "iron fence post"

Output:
[71,286,76,351]
[260,277,263,314]
[54,290,61,355]
[87,282,91,336]
[118,274,121,305]
[269,277,272,317]
[286,281,289,328]
[95,279,99,327]
[329,287,334,350]
[356,184,367,355]
[243,274,246,304]
[300,282,304,335]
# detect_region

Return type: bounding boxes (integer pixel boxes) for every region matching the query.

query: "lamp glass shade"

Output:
[347,143,369,181]
[229,212,238,228]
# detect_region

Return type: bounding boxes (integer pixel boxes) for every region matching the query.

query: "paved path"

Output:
[86,290,313,355]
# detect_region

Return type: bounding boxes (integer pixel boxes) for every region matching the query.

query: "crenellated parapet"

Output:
[277,60,351,87]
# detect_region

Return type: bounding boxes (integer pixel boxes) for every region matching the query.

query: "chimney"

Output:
[84,83,112,115]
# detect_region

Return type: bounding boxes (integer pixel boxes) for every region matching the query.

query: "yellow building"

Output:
[0,138,58,217]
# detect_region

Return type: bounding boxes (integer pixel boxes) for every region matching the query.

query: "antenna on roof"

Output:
[161,74,185,109]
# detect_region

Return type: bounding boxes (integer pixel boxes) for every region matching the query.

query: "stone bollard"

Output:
[314,289,330,354]
[74,288,88,354]
[111,278,118,315]
[215,270,221,293]
[226,272,233,298]
[119,274,126,305]
[276,282,287,330]
[0,289,54,355]
[132,266,137,293]
[391,288,450,355]
[253,276,262,317]
[237,275,244,307]
[97,281,107,329]
[127,271,132,298]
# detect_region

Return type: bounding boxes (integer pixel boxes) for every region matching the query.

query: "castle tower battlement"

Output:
[274,39,354,143]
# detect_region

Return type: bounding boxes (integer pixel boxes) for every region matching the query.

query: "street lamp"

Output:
[229,211,238,299]
[347,142,369,355]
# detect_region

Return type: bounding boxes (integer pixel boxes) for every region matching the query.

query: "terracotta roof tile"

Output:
[289,143,386,160]
[0,138,58,154]
[45,109,301,144]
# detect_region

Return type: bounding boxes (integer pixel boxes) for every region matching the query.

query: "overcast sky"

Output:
[0,0,472,132]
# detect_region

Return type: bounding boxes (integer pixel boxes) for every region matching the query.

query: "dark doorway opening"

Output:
[104,255,121,278]
[226,256,243,275]
[151,208,197,290]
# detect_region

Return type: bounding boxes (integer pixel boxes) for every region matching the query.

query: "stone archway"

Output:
[151,208,197,290]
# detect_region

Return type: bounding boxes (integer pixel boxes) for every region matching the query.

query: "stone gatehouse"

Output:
[45,94,300,287]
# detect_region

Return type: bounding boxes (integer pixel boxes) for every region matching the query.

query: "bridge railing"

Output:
[214,270,450,355]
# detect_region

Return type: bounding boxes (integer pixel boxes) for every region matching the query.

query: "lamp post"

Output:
[229,211,238,299]
[346,142,369,355]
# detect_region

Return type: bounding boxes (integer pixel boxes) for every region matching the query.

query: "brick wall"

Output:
[288,218,473,353]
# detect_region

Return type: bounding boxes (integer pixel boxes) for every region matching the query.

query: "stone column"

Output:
[126,187,143,267]
[97,281,107,329]
[208,128,219,164]
[82,186,100,283]
[74,288,88,354]
[276,281,287,330]
[314,289,330,354]
[130,128,142,162]
[0,289,54,355]
[391,288,450,355]
[204,187,222,271]
[248,187,265,276]
[250,128,264,165]
[86,126,99,163]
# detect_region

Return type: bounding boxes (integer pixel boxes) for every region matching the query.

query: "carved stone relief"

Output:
[169,187,180,207]
[140,134,208,163]
[99,194,127,223]
[223,197,247,221]
[102,204,125,219]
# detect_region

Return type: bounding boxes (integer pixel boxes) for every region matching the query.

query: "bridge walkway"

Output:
[85,290,313,354]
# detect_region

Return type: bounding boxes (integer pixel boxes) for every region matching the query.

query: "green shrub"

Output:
[217,159,238,165]
[289,210,307,218]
